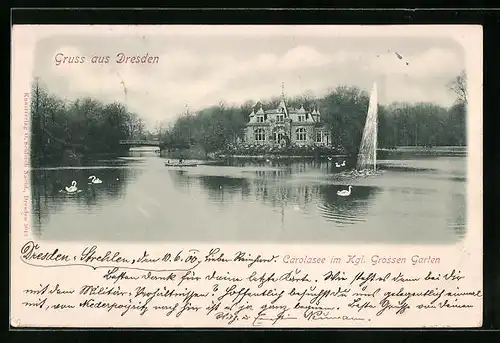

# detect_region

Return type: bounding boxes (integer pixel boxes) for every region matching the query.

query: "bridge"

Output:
[119,140,160,146]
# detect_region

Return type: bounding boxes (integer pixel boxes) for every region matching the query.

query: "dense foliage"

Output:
[30,79,146,166]
[220,143,345,157]
[160,80,467,155]
[30,71,467,165]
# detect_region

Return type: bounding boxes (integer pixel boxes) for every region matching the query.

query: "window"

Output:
[298,115,305,122]
[273,127,285,143]
[276,115,284,122]
[255,128,265,141]
[316,131,322,143]
[256,116,264,123]
[296,128,307,141]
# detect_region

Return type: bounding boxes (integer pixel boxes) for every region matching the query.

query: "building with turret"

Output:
[244,84,332,147]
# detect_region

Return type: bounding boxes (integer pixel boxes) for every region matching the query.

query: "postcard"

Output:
[10,24,483,328]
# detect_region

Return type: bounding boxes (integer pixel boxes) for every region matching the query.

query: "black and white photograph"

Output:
[26,27,470,244]
[10,23,483,329]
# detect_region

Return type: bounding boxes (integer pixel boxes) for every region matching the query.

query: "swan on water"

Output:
[327,157,333,161]
[337,185,352,197]
[341,161,346,166]
[88,175,103,184]
[65,181,78,193]
[335,162,341,168]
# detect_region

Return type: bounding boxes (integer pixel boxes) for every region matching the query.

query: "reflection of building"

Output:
[170,162,379,227]
[244,83,332,147]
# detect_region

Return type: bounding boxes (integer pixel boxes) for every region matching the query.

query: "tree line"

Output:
[30,79,146,166]
[30,71,467,165]
[159,72,467,155]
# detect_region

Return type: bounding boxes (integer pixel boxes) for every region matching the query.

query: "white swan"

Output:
[88,175,103,184]
[64,181,78,193]
[341,161,346,167]
[337,185,352,197]
[327,157,333,161]
[335,162,341,168]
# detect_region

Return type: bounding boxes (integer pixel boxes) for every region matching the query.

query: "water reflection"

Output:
[169,171,377,227]
[167,170,194,189]
[31,164,142,238]
[222,158,355,176]
[317,185,378,226]
[29,153,468,244]
[447,192,466,238]
[198,176,251,206]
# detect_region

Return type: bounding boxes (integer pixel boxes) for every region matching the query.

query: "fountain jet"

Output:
[356,82,378,171]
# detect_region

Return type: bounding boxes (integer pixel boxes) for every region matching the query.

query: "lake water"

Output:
[30,150,467,244]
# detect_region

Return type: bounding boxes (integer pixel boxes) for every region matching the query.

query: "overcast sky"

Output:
[33,31,465,128]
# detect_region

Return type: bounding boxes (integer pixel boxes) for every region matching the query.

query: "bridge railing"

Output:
[119,140,160,145]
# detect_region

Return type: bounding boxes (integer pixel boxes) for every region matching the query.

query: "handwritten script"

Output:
[15,241,482,327]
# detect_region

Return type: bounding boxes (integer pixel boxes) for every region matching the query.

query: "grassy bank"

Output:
[216,154,348,161]
[386,146,467,156]
[218,143,345,157]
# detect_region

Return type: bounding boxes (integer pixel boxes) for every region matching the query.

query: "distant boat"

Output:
[165,161,198,167]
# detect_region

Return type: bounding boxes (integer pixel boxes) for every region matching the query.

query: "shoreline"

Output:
[30,145,467,167]
[215,154,349,160]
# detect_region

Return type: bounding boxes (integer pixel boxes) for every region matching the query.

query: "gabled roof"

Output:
[256,107,265,115]
[264,109,281,114]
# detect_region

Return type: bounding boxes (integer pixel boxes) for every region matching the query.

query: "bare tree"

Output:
[448,70,467,104]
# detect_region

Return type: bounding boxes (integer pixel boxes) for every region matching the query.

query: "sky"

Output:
[32,29,465,129]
